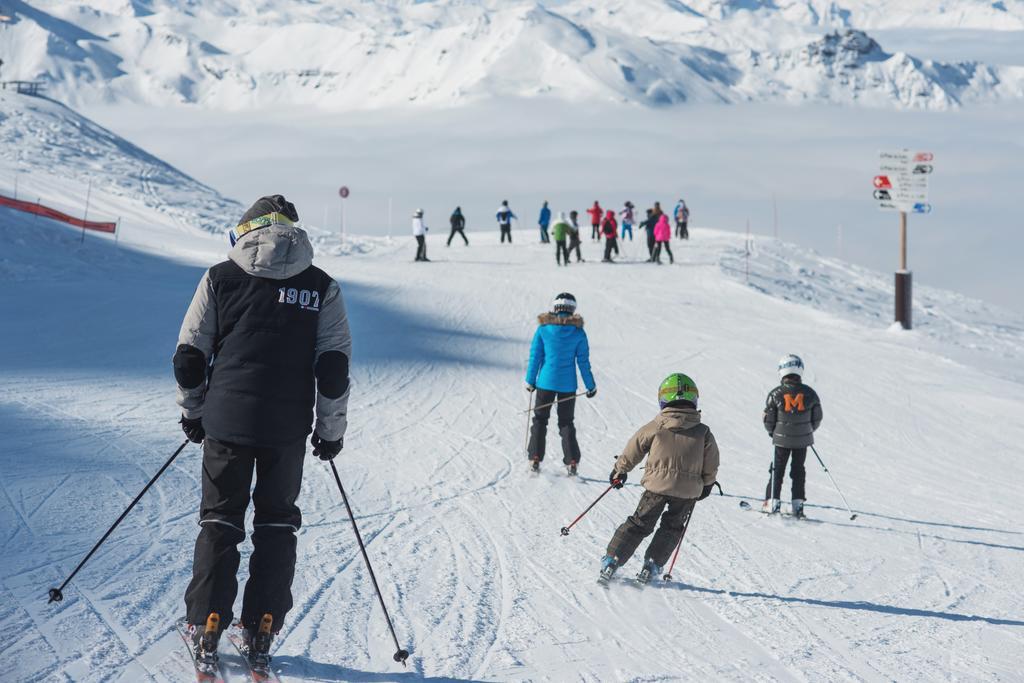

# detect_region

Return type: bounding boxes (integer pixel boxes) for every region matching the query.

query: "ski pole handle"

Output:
[560,483,616,536]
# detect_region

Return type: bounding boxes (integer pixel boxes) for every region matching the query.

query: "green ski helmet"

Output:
[658,373,699,409]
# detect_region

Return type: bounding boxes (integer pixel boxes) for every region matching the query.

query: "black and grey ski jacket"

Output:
[763,379,822,449]
[173,223,351,447]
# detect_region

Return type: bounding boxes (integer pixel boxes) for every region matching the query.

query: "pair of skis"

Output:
[738,499,807,519]
[175,619,281,683]
[597,565,659,590]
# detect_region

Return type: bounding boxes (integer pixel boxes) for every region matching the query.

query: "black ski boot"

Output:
[529,458,540,475]
[566,461,578,477]
[239,613,275,673]
[189,612,221,671]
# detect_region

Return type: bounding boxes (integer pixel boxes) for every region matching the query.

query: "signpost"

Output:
[874,150,934,330]
[338,185,349,246]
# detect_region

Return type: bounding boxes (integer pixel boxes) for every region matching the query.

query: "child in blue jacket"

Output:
[525,292,597,475]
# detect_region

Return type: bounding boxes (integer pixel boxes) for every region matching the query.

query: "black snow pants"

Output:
[764,446,807,501]
[652,241,673,264]
[603,237,619,261]
[570,235,583,262]
[555,238,570,265]
[607,491,696,567]
[645,232,656,259]
[500,224,512,243]
[185,436,305,633]
[447,227,468,246]
[591,223,600,240]
[527,389,581,464]
[415,235,427,261]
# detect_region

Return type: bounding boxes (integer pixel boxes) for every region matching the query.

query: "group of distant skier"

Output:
[522,290,822,585]
[409,197,691,264]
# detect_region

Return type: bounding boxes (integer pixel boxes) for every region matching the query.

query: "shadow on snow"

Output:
[670,583,1024,627]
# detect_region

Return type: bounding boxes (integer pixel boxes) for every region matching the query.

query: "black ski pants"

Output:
[570,235,583,261]
[603,237,619,261]
[500,224,512,243]
[765,446,807,500]
[607,491,696,567]
[415,235,427,261]
[185,436,305,633]
[555,238,570,265]
[527,389,581,464]
[645,231,656,259]
[447,227,468,246]
[591,223,600,240]
[652,241,673,263]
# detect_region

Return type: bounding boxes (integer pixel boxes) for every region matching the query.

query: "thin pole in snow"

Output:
[745,218,750,283]
[115,217,121,248]
[772,194,778,239]
[80,178,92,245]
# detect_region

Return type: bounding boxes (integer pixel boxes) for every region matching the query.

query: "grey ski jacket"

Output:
[174,223,352,446]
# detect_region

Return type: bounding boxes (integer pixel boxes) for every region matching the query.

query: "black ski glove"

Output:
[609,470,626,488]
[525,383,536,393]
[180,415,205,444]
[311,433,343,461]
[698,482,716,501]
[586,387,597,398]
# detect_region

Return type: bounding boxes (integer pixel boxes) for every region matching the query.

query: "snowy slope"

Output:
[2,1,1023,111]
[0,90,241,236]
[2,194,1023,682]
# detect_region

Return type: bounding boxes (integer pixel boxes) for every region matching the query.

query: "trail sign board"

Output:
[875,150,933,212]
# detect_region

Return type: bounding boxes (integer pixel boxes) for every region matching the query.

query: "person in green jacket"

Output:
[552,211,572,266]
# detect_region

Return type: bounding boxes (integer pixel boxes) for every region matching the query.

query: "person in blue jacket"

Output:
[524,292,597,476]
[538,201,552,244]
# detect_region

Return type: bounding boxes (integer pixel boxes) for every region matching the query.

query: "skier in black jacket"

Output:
[448,206,468,246]
[762,354,822,517]
[173,195,352,668]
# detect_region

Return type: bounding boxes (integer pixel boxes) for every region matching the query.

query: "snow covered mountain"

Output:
[0,89,240,234]
[1,0,1023,111]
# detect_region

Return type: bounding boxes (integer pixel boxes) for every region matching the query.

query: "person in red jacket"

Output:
[601,209,619,263]
[586,201,603,241]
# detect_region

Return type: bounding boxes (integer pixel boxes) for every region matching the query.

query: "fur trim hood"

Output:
[538,312,584,328]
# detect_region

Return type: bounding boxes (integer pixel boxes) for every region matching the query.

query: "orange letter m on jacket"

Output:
[783,393,805,413]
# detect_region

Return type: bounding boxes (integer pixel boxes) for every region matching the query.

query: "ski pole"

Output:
[662,483,720,581]
[524,390,533,457]
[521,391,587,414]
[662,505,694,582]
[560,482,618,536]
[48,439,190,604]
[810,445,858,520]
[327,460,410,666]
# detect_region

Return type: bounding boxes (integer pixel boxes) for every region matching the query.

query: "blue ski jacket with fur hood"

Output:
[525,312,595,394]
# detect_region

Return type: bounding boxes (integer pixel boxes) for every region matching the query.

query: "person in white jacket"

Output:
[412,209,430,262]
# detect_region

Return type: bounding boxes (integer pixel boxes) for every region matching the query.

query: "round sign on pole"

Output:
[339,186,350,199]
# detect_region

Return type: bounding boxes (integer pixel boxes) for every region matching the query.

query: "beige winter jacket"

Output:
[612,407,720,500]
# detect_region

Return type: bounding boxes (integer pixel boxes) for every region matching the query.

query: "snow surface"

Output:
[2,1,1024,111]
[2,187,1023,681]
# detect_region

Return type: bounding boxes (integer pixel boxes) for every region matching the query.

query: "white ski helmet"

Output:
[778,354,804,379]
[552,292,577,315]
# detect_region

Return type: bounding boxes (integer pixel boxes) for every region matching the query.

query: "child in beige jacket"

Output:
[600,373,719,585]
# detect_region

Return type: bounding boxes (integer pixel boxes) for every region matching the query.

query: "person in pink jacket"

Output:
[652,213,673,264]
